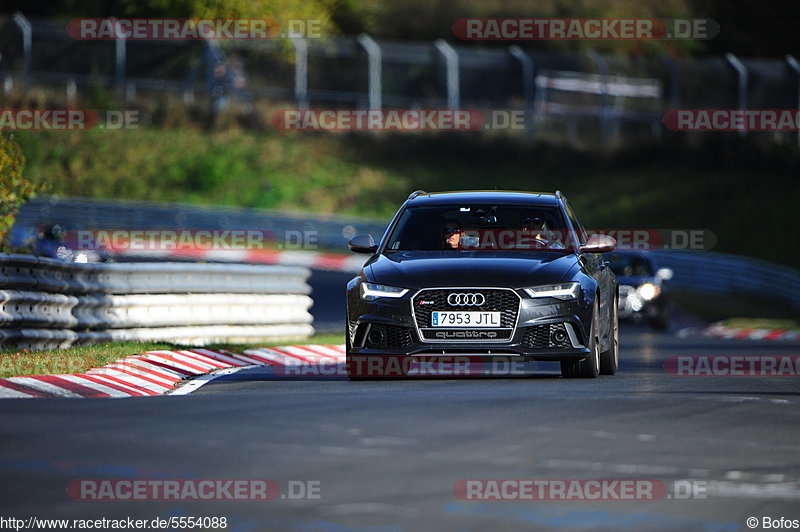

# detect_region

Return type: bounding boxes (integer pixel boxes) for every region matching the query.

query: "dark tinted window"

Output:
[385,204,569,251]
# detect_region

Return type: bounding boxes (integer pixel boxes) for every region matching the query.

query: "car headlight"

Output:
[637,283,660,301]
[360,282,409,301]
[523,282,580,300]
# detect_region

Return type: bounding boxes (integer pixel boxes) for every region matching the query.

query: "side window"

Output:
[563,200,588,246]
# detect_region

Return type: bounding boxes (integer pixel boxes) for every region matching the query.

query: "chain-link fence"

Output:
[2,14,799,147]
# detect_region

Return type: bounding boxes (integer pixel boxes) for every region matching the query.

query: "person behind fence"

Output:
[209,61,232,114]
[229,55,253,112]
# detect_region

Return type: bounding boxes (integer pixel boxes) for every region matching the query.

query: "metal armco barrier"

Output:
[651,251,800,309]
[15,196,389,252]
[0,253,314,350]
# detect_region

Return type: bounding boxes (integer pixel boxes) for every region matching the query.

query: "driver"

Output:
[522,215,564,249]
[523,216,546,240]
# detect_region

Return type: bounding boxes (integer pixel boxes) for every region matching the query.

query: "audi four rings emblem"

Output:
[447,293,486,306]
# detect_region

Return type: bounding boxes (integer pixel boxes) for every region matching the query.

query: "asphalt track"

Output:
[1,271,799,532]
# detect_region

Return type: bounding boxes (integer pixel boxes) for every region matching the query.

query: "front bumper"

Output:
[347,286,593,362]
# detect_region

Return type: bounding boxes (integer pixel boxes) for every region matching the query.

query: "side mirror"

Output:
[656,267,673,281]
[348,234,378,254]
[580,234,617,254]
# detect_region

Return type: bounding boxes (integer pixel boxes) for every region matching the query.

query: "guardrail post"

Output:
[725,53,748,138]
[290,33,309,109]
[786,55,800,147]
[357,34,382,110]
[587,51,610,146]
[509,45,535,140]
[434,39,460,110]
[12,12,31,89]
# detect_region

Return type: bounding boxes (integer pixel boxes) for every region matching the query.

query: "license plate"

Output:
[431,311,501,327]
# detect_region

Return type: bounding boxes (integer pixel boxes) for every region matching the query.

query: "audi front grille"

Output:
[411,288,522,343]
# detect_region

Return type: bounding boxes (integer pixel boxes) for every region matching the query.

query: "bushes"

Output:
[0,133,41,251]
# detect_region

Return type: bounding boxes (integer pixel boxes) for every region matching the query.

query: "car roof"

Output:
[406,190,561,206]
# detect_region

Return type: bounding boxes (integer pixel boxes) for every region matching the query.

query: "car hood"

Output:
[367,250,578,289]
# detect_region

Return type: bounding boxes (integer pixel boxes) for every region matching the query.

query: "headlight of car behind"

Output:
[637,282,660,301]
[360,282,409,301]
[524,282,580,300]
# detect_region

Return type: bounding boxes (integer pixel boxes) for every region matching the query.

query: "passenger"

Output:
[441,220,463,249]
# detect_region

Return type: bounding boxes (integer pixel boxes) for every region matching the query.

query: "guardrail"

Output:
[0,253,314,350]
[14,196,389,252]
[651,250,800,309]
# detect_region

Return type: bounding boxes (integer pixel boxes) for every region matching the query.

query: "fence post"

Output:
[113,19,127,100]
[587,51,610,146]
[434,39,459,109]
[12,12,31,89]
[357,34,382,110]
[659,54,681,110]
[786,55,800,147]
[725,53,748,138]
[66,78,76,103]
[509,45,534,140]
[290,34,309,109]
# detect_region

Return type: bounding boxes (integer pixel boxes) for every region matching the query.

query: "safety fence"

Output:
[2,14,800,147]
[0,253,314,350]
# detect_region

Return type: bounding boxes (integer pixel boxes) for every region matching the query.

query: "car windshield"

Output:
[384,204,571,251]
[607,253,655,277]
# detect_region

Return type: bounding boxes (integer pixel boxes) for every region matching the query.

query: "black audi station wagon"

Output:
[345,190,619,378]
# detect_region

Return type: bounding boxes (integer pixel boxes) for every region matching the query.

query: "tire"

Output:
[600,296,619,375]
[561,301,600,378]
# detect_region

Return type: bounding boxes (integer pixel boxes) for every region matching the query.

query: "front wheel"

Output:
[600,296,619,375]
[561,301,600,378]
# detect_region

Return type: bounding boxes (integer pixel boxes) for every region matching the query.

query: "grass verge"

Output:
[0,334,345,379]
[720,318,800,331]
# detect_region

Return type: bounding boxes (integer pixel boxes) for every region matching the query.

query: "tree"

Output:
[0,134,38,252]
